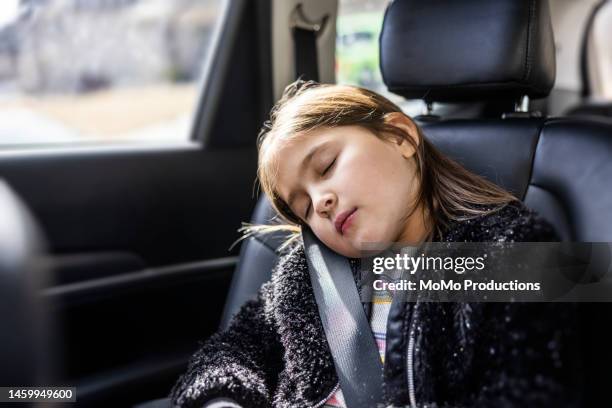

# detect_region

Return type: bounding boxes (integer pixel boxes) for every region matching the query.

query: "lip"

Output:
[334,207,357,235]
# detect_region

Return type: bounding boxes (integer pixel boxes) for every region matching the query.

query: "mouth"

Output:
[335,207,358,235]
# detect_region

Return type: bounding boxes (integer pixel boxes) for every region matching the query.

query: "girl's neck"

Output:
[397,202,432,245]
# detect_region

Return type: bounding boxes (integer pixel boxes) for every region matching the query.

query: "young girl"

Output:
[169,80,580,408]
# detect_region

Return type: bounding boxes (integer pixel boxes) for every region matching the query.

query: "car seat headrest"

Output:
[380,0,556,103]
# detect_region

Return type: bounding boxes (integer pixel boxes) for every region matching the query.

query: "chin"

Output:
[329,240,360,258]
[354,227,390,247]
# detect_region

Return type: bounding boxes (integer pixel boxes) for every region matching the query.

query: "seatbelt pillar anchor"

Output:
[290,4,329,35]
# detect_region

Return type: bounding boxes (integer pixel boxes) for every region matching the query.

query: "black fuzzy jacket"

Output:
[170,201,582,408]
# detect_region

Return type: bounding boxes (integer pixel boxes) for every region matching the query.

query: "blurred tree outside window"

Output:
[0,0,221,148]
[336,0,425,117]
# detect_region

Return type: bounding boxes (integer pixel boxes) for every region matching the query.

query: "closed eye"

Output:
[322,157,336,175]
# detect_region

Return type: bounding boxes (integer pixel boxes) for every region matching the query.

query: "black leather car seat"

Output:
[223,0,612,324]
[222,0,612,403]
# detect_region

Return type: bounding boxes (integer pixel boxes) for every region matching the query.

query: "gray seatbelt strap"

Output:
[293,26,319,82]
[302,228,384,408]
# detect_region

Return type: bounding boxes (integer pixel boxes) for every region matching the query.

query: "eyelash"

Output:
[303,157,336,219]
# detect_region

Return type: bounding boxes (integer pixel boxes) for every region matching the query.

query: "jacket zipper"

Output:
[406,303,419,408]
[311,382,340,408]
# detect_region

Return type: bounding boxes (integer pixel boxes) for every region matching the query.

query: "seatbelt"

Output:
[302,227,384,408]
[293,27,319,81]
[291,4,328,82]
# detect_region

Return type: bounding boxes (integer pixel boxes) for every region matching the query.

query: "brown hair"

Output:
[232,80,518,252]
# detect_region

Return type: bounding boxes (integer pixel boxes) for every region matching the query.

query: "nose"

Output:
[314,191,336,218]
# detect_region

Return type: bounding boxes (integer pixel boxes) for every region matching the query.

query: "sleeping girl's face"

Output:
[275,113,428,258]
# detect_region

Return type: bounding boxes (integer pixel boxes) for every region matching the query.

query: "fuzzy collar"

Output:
[266,201,527,406]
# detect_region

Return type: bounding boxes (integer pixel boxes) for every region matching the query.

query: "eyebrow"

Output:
[286,141,330,210]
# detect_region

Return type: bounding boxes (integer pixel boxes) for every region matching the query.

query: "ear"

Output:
[385,112,420,159]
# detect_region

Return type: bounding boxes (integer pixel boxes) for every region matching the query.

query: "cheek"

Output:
[337,151,389,195]
[349,152,415,238]
[350,151,409,205]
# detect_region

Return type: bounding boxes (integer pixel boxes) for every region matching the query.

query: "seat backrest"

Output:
[421,117,612,242]
[223,2,612,404]
[220,197,289,328]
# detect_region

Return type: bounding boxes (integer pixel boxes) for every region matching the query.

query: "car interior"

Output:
[0,0,611,407]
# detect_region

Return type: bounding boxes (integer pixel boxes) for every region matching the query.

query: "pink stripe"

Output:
[324,393,343,407]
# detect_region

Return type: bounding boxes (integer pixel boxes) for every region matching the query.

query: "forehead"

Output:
[272,125,354,160]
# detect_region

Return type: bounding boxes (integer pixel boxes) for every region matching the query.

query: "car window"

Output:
[336,0,425,116]
[0,0,221,148]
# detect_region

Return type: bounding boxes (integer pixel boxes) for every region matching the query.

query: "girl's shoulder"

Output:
[268,238,310,288]
[273,237,307,272]
[440,200,560,243]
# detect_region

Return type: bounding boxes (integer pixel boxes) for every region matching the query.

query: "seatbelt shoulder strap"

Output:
[302,228,384,408]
